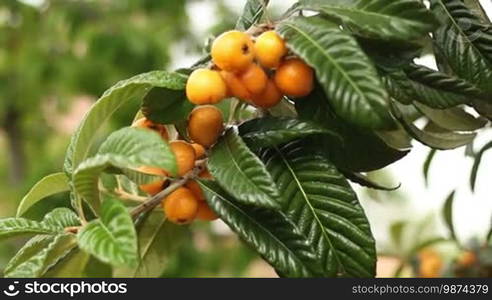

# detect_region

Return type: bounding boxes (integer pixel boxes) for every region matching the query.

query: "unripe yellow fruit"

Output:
[186,69,227,105]
[255,31,288,69]
[187,106,224,148]
[274,58,314,98]
[211,30,255,73]
[162,187,199,225]
[169,140,196,176]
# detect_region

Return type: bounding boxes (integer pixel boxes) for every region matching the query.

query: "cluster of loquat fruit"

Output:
[131,29,314,226]
[132,106,223,225]
[186,29,314,108]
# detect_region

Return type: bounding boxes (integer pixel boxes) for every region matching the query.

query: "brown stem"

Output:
[130,160,206,220]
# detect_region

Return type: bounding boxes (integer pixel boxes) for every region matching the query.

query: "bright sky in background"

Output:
[178,0,492,249]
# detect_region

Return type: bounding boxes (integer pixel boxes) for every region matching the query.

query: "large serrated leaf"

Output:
[236,0,269,31]
[64,71,185,175]
[259,140,377,277]
[4,234,77,278]
[431,0,492,96]
[77,197,138,268]
[0,208,79,240]
[199,180,323,277]
[208,128,280,209]
[43,248,91,278]
[114,212,188,277]
[16,173,70,217]
[277,16,393,129]
[300,0,438,42]
[141,84,193,124]
[296,86,409,172]
[414,103,487,132]
[390,101,476,150]
[73,127,176,214]
[238,117,339,150]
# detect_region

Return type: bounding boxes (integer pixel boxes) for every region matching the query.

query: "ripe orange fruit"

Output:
[211,30,255,73]
[132,118,169,140]
[418,249,443,278]
[187,106,224,148]
[185,180,205,202]
[274,58,314,98]
[255,31,288,69]
[238,63,268,95]
[186,69,227,105]
[251,79,283,108]
[162,187,199,225]
[457,251,477,267]
[191,143,206,159]
[220,71,252,100]
[170,140,196,176]
[137,166,168,195]
[196,202,219,221]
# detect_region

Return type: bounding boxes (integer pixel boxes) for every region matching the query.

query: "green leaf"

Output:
[277,16,393,129]
[4,234,78,278]
[340,170,400,191]
[208,128,280,209]
[43,248,91,278]
[300,0,438,42]
[77,197,138,268]
[141,84,194,124]
[414,103,488,132]
[238,116,339,150]
[199,180,323,277]
[64,71,184,175]
[442,190,457,241]
[259,140,376,277]
[17,173,70,217]
[296,87,409,172]
[470,141,492,192]
[403,64,483,108]
[390,101,476,150]
[423,149,437,186]
[73,127,176,214]
[0,208,79,240]
[236,0,269,31]
[114,212,188,277]
[431,0,492,96]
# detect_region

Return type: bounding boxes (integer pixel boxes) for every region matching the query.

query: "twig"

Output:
[129,160,206,220]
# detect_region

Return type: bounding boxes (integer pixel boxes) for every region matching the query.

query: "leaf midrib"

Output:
[273,146,346,275]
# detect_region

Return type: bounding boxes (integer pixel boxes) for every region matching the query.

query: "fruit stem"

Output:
[129,159,207,220]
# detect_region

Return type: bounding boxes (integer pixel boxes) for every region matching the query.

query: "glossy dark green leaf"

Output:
[141,84,193,125]
[431,0,492,96]
[296,87,409,172]
[443,190,457,241]
[259,140,377,277]
[414,103,488,132]
[390,101,476,150]
[208,128,280,209]
[300,0,439,42]
[340,170,400,191]
[470,141,492,192]
[238,117,339,150]
[199,180,322,277]
[77,197,138,268]
[236,0,269,30]
[277,16,393,129]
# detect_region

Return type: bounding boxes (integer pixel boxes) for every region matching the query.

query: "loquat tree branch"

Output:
[129,159,207,220]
